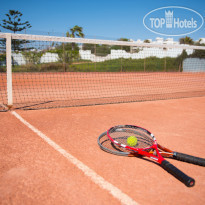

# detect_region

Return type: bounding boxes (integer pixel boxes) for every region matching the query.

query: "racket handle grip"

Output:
[173,152,205,167]
[161,160,195,187]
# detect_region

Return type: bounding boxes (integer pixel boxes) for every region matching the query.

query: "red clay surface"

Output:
[1,96,205,204]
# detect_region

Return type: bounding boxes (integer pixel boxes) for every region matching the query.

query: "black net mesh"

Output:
[1,33,205,111]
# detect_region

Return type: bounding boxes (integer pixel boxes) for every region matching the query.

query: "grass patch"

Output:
[9,57,180,72]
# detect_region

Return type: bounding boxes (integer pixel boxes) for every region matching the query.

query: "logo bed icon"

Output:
[165,10,173,28]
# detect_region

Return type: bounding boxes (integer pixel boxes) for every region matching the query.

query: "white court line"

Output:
[11,111,139,205]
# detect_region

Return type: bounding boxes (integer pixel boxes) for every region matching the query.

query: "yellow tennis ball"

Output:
[127,136,138,147]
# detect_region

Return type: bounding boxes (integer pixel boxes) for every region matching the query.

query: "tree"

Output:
[66,25,84,38]
[179,36,194,45]
[82,38,131,56]
[82,44,110,57]
[0,10,31,33]
[53,43,80,63]
[189,39,205,59]
[0,10,32,51]
[190,49,205,59]
[111,38,130,53]
[66,25,84,53]
[144,39,151,43]
[175,49,188,71]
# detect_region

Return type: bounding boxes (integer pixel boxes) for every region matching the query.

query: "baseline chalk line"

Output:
[11,111,138,205]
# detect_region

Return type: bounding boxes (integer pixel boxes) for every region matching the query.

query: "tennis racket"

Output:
[98,131,142,157]
[98,131,205,167]
[107,125,195,187]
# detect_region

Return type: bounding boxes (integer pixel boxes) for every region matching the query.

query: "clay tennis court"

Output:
[1,19,205,205]
[1,80,205,204]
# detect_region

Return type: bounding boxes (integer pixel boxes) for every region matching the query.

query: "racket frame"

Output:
[107,125,195,187]
[107,125,164,163]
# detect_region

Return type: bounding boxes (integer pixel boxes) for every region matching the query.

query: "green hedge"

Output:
[8,57,180,72]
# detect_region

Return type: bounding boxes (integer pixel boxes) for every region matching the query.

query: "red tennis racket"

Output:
[98,131,205,166]
[107,125,195,187]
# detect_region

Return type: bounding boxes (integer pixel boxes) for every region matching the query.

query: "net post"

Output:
[6,33,13,108]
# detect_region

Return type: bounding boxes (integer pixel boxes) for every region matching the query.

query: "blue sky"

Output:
[0,0,204,41]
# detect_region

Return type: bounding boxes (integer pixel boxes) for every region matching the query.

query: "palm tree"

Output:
[66,25,84,38]
[66,25,84,51]
[144,39,150,43]
[179,36,194,45]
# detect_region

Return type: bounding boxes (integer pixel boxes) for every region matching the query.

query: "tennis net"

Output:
[0,33,205,110]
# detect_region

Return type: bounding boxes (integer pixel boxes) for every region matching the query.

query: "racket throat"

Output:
[152,144,164,163]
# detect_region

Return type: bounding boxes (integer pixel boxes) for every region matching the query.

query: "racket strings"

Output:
[100,136,128,153]
[109,128,154,149]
